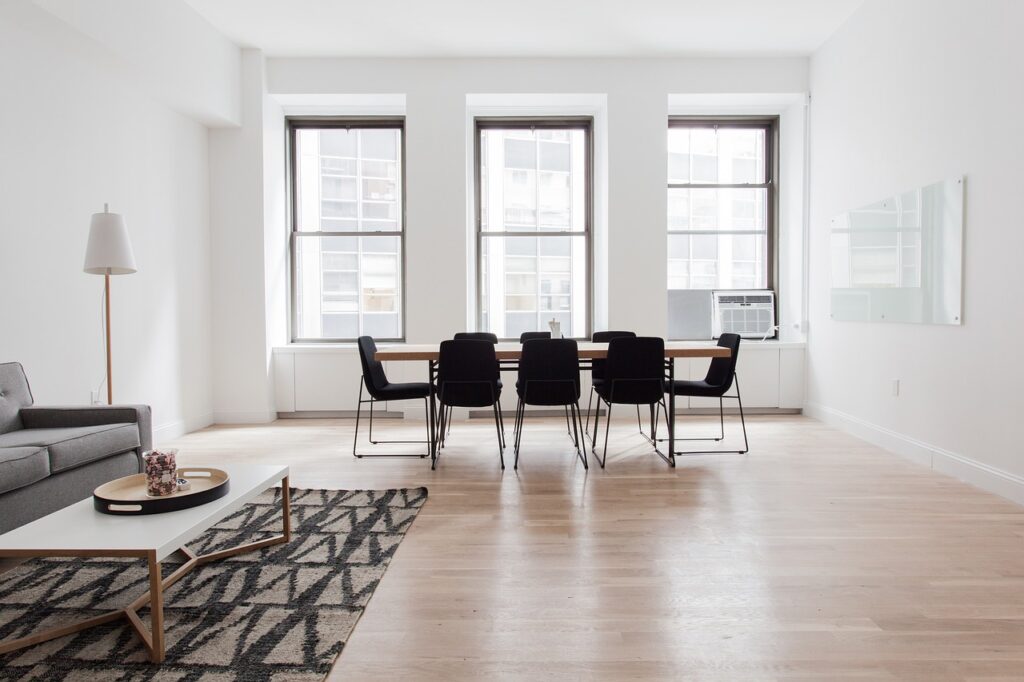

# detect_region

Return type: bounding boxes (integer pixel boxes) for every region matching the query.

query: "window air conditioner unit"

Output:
[712,290,776,339]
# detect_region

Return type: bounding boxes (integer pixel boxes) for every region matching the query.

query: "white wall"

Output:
[208,50,283,423]
[32,0,241,126]
[0,1,220,441]
[667,93,809,341]
[267,57,807,339]
[252,57,809,417]
[806,0,1024,502]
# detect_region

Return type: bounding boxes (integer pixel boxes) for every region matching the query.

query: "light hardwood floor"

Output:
[168,415,1024,681]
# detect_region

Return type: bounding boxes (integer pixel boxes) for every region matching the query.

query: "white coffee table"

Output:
[0,463,290,662]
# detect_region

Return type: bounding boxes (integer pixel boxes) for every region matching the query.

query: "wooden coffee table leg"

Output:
[148,550,165,662]
[1,478,291,663]
[0,604,125,656]
[282,476,291,542]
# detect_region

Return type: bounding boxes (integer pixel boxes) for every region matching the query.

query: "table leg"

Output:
[668,358,676,467]
[0,602,125,656]
[0,476,293,664]
[147,550,165,662]
[282,475,292,542]
[428,360,438,466]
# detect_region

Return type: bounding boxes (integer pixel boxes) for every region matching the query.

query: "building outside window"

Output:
[476,119,591,339]
[667,119,775,292]
[289,119,404,341]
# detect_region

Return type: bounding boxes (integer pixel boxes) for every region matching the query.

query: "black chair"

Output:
[512,339,587,470]
[435,339,506,470]
[354,336,431,458]
[518,330,580,438]
[585,330,640,437]
[454,332,498,343]
[445,332,500,440]
[590,337,670,468]
[661,333,748,455]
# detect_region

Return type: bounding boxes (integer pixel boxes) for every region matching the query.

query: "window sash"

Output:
[288,118,406,343]
[666,118,775,292]
[475,119,592,340]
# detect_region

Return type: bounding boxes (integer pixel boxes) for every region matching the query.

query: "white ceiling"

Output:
[183,0,864,58]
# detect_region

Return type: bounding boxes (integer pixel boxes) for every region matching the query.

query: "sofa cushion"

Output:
[0,447,50,495]
[0,423,140,474]
[0,363,33,435]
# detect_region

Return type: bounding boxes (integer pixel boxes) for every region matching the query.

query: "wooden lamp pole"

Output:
[84,204,136,406]
[105,272,113,405]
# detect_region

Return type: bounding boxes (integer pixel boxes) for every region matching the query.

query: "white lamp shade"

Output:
[84,210,137,275]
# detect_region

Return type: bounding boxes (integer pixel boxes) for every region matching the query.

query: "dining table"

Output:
[374,341,732,467]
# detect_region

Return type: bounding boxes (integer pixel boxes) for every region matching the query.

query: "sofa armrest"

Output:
[20,405,153,454]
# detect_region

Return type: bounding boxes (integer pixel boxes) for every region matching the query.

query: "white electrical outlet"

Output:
[891,379,900,397]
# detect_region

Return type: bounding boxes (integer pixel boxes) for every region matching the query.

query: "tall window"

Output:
[667,119,775,291]
[289,119,404,341]
[476,119,591,339]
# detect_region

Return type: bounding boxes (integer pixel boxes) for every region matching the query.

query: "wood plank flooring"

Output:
[167,415,1024,681]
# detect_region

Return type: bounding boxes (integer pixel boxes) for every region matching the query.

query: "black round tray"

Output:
[93,468,231,515]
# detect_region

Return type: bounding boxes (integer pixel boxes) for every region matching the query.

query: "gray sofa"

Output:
[0,362,151,534]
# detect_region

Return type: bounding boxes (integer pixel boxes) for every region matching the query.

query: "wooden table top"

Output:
[375,341,731,362]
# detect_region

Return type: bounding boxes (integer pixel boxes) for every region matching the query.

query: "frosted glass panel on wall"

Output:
[830,176,963,324]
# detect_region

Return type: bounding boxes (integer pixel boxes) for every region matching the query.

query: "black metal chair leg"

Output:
[584,386,595,435]
[498,405,507,450]
[368,396,375,444]
[659,374,749,456]
[736,375,749,454]
[439,401,447,449]
[718,397,725,441]
[661,398,673,465]
[513,400,523,469]
[353,378,429,458]
[513,399,524,456]
[641,399,673,467]
[591,393,601,450]
[574,402,588,462]
[493,402,505,470]
[569,404,580,450]
[424,397,432,449]
[570,402,588,469]
[599,400,612,468]
[352,380,364,458]
[578,403,590,466]
[516,400,525,453]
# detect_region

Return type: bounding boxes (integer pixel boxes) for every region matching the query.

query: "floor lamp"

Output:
[84,204,137,405]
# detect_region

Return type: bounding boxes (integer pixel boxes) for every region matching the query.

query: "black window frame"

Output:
[667,116,779,296]
[287,117,407,343]
[474,117,594,341]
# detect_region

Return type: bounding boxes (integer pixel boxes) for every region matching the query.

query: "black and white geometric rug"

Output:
[0,487,427,681]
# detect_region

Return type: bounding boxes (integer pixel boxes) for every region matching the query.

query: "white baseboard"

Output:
[212,410,277,425]
[153,412,214,444]
[804,402,1024,507]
